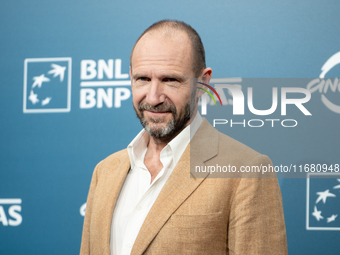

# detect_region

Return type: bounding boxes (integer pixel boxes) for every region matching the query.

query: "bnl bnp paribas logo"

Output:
[23,58,72,113]
[307,173,340,231]
[23,57,131,113]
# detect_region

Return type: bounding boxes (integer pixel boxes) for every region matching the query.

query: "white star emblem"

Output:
[333,179,340,190]
[41,97,52,106]
[315,189,336,204]
[28,90,39,104]
[32,74,50,88]
[48,64,66,82]
[312,206,323,221]
[327,214,338,223]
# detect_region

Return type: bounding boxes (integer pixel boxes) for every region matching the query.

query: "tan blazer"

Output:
[80,119,287,255]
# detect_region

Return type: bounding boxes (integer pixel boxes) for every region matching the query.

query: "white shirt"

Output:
[110,113,202,255]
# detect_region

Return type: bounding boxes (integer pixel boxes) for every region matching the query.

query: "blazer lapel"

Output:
[94,151,131,253]
[190,118,219,178]
[131,118,218,255]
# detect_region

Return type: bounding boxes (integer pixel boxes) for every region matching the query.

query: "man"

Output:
[80,20,287,255]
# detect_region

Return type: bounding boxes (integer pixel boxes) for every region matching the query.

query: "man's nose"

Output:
[145,80,166,106]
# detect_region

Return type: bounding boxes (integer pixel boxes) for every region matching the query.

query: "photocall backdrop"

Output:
[1,0,339,254]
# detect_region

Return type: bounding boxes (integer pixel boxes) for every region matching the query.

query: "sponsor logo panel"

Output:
[0,199,22,227]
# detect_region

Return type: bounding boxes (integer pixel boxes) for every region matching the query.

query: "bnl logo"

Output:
[306,173,340,230]
[23,58,72,113]
[0,199,22,227]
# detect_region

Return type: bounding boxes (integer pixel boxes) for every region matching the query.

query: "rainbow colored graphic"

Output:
[197,82,222,106]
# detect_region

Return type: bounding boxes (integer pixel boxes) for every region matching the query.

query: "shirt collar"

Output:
[168,111,202,165]
[127,112,203,169]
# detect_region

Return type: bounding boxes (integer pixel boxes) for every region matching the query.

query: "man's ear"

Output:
[196,67,213,98]
[201,67,212,85]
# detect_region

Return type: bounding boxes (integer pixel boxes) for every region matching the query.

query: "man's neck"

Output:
[144,139,164,184]
[144,116,194,183]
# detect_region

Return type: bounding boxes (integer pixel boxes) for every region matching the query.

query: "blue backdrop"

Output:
[1,0,340,254]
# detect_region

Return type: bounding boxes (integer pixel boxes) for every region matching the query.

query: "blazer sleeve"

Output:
[227,155,288,255]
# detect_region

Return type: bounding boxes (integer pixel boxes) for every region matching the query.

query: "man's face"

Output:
[130,31,195,141]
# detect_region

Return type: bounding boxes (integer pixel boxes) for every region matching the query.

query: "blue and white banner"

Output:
[1,1,339,254]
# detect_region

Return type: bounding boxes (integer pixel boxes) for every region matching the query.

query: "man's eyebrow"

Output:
[131,73,145,79]
[131,73,186,81]
[159,74,186,81]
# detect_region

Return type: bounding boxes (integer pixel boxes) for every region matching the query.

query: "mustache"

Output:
[138,101,176,113]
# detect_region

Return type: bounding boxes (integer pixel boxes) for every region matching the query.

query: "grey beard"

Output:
[141,115,176,139]
[134,86,197,141]
[135,101,191,141]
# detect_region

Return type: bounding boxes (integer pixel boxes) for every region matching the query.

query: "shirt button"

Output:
[127,242,133,247]
[136,205,142,211]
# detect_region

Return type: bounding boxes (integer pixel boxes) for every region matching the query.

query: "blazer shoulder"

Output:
[95,148,129,175]
[200,120,274,178]
[200,117,266,160]
[217,131,264,159]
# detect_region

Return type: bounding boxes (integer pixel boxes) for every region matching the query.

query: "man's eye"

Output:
[138,77,149,82]
[164,78,178,82]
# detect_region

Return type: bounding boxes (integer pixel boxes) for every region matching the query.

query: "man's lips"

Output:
[144,110,170,117]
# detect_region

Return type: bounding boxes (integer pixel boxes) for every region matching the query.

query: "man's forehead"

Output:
[131,30,191,63]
